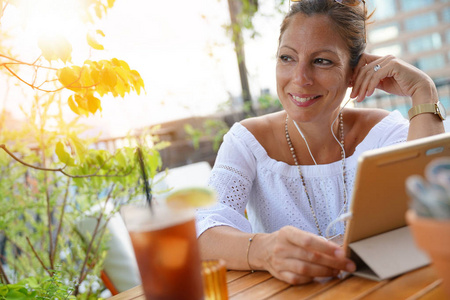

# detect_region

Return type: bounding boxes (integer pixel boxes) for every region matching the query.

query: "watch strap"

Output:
[408,103,437,120]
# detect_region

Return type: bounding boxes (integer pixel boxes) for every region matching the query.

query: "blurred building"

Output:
[359,0,450,116]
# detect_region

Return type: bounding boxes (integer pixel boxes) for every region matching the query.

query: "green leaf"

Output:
[5,289,29,299]
[69,134,88,163]
[115,149,127,169]
[55,141,75,166]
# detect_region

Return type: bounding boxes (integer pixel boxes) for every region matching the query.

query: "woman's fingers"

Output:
[274,247,351,275]
[275,258,339,283]
[350,53,432,102]
[276,227,356,272]
[351,55,392,102]
[282,227,341,259]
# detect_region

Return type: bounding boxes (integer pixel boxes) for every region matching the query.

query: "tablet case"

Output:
[343,132,450,281]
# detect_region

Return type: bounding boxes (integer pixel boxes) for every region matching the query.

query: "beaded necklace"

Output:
[284,114,347,237]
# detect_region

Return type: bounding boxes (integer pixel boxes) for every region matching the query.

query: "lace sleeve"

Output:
[196,124,257,237]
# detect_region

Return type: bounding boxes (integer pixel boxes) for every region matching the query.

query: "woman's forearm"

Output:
[198,226,264,271]
[407,82,445,141]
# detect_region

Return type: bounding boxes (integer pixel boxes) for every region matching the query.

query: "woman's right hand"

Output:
[253,226,356,285]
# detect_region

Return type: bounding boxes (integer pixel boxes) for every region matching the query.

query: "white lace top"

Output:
[196,111,409,237]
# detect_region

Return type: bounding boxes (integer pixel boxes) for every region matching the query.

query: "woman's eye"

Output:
[314,58,332,65]
[279,55,293,62]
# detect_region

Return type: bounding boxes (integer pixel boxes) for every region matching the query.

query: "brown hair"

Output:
[279,0,369,68]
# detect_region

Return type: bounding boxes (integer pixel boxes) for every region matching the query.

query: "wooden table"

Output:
[110,265,447,299]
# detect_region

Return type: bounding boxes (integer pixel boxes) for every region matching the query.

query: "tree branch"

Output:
[75,185,115,294]
[0,257,10,284]
[51,178,71,265]
[0,144,133,178]
[26,236,52,277]
[0,54,58,70]
[3,65,65,93]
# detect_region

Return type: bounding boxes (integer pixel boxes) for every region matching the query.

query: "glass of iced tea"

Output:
[122,204,204,300]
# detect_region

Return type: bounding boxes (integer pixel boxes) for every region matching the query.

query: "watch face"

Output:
[437,102,447,120]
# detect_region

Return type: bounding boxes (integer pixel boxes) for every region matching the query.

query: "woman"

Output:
[197,0,445,285]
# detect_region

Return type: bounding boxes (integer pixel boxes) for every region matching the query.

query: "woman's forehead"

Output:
[280,13,348,54]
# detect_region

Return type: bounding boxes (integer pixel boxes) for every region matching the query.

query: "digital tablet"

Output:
[343,132,450,253]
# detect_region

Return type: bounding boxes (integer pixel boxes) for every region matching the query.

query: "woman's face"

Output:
[276,13,353,123]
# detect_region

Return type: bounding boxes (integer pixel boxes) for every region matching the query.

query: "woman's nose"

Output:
[292,63,313,86]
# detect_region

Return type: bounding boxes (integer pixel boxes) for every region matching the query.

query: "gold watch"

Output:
[408,101,446,121]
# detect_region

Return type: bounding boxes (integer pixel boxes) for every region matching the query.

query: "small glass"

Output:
[202,259,228,300]
[122,204,204,300]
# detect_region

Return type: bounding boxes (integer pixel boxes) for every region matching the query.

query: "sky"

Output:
[0,0,284,138]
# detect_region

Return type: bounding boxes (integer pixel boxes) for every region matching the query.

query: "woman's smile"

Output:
[290,94,322,107]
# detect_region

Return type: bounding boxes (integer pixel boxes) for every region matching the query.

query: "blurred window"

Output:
[404,12,439,31]
[443,6,450,22]
[446,29,450,44]
[368,0,397,20]
[401,0,435,12]
[371,43,403,57]
[408,33,442,53]
[369,23,399,43]
[415,54,445,72]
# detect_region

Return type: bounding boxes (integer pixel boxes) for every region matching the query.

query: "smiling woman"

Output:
[197,0,445,286]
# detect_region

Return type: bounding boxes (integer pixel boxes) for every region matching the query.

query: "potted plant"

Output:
[406,157,450,297]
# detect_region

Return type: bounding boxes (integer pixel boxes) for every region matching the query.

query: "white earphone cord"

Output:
[291,97,355,238]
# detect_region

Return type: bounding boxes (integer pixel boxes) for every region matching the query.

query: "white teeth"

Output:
[292,95,318,103]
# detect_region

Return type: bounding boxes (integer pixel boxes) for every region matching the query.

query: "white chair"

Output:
[75,202,141,295]
[153,161,212,199]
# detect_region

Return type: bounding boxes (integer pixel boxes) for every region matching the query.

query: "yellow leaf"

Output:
[113,66,129,81]
[68,95,89,117]
[90,68,101,84]
[68,95,80,115]
[87,31,104,50]
[96,29,105,37]
[107,0,115,8]
[101,66,117,89]
[75,95,90,117]
[38,34,72,63]
[94,4,103,19]
[119,60,131,71]
[86,94,102,114]
[58,66,81,90]
[114,78,126,97]
[80,66,95,87]
[130,70,145,94]
[111,58,121,67]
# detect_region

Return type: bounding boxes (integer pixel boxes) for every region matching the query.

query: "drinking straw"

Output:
[136,147,153,211]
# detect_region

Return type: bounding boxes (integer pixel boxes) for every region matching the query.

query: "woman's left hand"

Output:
[350,53,436,103]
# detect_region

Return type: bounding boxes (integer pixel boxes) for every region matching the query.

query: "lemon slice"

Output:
[166,187,217,209]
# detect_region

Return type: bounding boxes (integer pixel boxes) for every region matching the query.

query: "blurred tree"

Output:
[0,0,163,297]
[225,0,286,114]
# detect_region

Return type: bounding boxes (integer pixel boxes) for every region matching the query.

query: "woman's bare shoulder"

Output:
[345,107,390,128]
[240,111,285,146]
[240,111,285,140]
